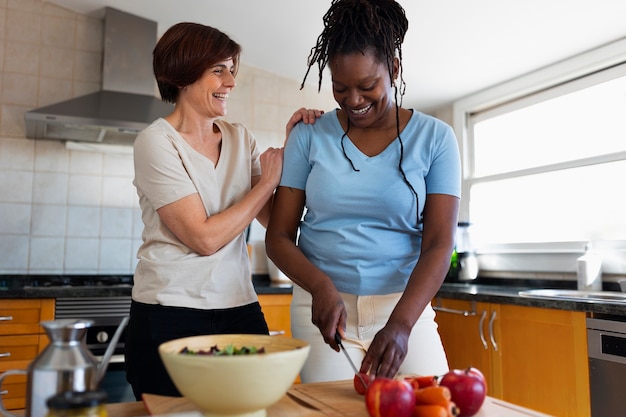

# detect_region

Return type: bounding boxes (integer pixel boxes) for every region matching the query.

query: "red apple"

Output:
[466,366,487,392]
[365,378,416,417]
[439,369,486,417]
[354,372,374,395]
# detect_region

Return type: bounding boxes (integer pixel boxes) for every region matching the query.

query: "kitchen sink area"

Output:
[518,289,626,304]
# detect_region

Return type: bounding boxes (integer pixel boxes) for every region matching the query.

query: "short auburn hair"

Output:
[153,22,241,103]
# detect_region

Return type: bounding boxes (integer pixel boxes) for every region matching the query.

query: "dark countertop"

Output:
[2,274,626,316]
[0,274,292,298]
[436,282,626,316]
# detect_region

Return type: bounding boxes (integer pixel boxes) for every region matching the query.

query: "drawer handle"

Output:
[0,390,7,396]
[0,316,13,322]
[0,352,10,358]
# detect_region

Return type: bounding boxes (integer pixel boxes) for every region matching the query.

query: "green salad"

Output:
[179,344,266,356]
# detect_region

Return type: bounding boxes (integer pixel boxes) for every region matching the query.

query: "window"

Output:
[453,39,626,277]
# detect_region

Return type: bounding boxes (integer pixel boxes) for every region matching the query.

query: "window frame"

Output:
[451,37,626,278]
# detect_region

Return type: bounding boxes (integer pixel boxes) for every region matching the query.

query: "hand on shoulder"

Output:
[285,108,325,145]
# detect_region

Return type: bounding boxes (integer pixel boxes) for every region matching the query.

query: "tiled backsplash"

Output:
[0,0,335,274]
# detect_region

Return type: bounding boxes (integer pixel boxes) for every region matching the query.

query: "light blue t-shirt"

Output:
[280,109,461,295]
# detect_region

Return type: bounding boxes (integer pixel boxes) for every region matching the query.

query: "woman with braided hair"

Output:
[266,0,461,382]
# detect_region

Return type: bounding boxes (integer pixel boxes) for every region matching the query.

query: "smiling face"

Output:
[182,58,237,119]
[329,50,398,129]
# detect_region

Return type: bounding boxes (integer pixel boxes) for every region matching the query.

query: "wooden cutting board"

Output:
[142,392,325,416]
[142,381,553,417]
[287,380,366,416]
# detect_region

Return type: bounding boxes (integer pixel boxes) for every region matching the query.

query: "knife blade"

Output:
[334,333,369,388]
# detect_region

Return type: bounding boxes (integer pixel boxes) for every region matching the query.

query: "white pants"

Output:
[291,285,449,383]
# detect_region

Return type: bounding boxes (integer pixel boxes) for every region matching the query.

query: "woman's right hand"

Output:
[310,285,347,352]
[258,147,284,189]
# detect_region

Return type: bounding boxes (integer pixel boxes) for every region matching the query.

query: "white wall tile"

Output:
[69,149,103,174]
[132,208,143,238]
[31,204,66,236]
[0,170,33,203]
[41,15,75,49]
[0,235,29,272]
[4,41,39,74]
[29,236,64,271]
[6,9,41,43]
[0,7,6,41]
[102,176,135,207]
[0,104,30,137]
[102,153,134,177]
[34,140,69,172]
[66,206,100,237]
[101,207,132,238]
[2,73,38,106]
[65,237,99,271]
[0,203,31,234]
[68,174,102,206]
[0,137,34,170]
[40,46,74,79]
[32,171,67,204]
[99,238,132,273]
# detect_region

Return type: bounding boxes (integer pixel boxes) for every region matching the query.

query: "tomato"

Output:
[365,378,416,417]
[439,369,486,417]
[354,372,373,395]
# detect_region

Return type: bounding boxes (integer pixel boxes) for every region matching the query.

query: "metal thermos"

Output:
[0,317,127,417]
[456,222,479,281]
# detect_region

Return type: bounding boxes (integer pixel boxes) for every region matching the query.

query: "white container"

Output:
[577,244,602,291]
[266,256,292,284]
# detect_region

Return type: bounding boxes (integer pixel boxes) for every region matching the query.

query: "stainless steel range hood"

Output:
[24,7,173,145]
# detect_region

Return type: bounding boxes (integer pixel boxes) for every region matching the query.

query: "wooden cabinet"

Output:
[258,294,292,337]
[0,299,54,411]
[434,297,590,417]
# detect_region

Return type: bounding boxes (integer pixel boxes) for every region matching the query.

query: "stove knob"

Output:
[96,331,109,343]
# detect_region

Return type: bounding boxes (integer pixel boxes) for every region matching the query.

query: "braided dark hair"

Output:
[303,0,422,225]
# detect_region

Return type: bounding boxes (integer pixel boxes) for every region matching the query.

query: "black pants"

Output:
[124,300,269,400]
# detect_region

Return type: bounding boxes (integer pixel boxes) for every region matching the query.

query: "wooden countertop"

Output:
[101,380,553,417]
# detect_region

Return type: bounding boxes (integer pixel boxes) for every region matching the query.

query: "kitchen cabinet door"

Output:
[257,294,292,337]
[433,299,497,395]
[434,298,590,417]
[0,299,54,410]
[495,304,590,417]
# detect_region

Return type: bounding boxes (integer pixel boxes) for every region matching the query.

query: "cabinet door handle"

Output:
[0,352,10,358]
[433,300,477,316]
[488,310,498,351]
[0,316,13,322]
[0,390,7,396]
[478,310,488,349]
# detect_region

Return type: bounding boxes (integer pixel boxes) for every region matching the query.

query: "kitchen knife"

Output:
[334,333,368,388]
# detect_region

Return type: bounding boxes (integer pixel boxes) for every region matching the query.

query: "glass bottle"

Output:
[46,391,108,417]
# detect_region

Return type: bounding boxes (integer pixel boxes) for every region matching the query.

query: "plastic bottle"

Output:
[577,242,602,291]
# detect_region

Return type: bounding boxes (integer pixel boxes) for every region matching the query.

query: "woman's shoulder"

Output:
[135,118,177,147]
[215,119,250,134]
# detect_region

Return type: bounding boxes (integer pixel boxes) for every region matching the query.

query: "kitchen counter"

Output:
[87,380,552,417]
[0,274,291,298]
[437,281,626,315]
[3,274,626,316]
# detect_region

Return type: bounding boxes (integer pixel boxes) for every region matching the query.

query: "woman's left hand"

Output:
[285,108,324,144]
[360,323,410,379]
